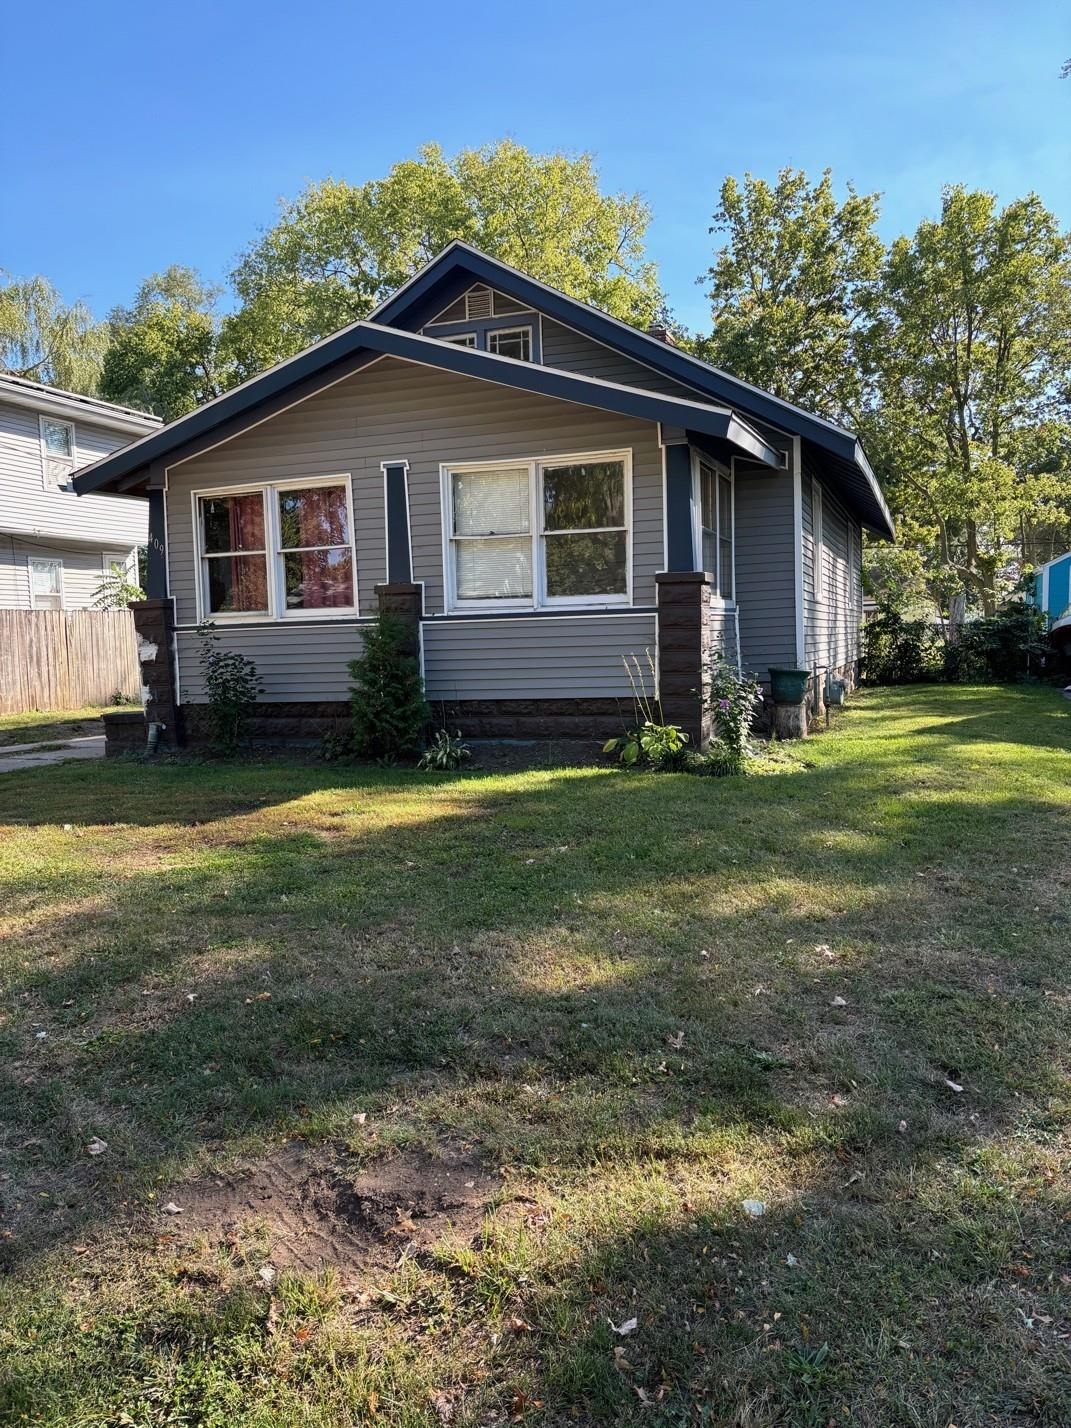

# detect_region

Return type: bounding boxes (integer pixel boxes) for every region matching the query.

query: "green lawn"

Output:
[0,685,1068,1427]
[0,706,107,747]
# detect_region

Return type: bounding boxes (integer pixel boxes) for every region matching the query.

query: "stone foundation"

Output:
[101,709,148,755]
[181,701,353,746]
[430,697,629,741]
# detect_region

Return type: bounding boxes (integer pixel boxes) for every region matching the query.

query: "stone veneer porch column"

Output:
[655,571,713,749]
[129,597,182,745]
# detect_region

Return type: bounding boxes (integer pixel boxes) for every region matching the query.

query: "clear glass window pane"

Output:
[452,469,530,536]
[201,494,265,554]
[282,548,353,609]
[719,539,733,599]
[278,485,349,550]
[31,560,61,595]
[206,554,269,613]
[542,461,625,531]
[545,531,627,598]
[718,475,732,537]
[487,328,531,362]
[455,537,532,599]
[42,419,73,459]
[702,529,718,575]
[441,333,476,347]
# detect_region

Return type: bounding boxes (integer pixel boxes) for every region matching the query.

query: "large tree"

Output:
[99,266,230,420]
[224,140,662,375]
[0,271,107,393]
[872,186,1071,614]
[695,168,884,423]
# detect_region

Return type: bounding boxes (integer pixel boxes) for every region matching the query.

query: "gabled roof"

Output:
[0,371,161,436]
[72,321,783,496]
[370,242,894,538]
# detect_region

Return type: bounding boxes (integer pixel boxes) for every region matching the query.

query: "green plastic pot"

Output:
[769,666,811,706]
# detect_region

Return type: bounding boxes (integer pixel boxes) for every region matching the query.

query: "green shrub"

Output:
[418,728,472,771]
[348,613,428,761]
[195,622,264,752]
[862,611,943,684]
[708,651,763,769]
[944,602,1048,683]
[604,720,690,769]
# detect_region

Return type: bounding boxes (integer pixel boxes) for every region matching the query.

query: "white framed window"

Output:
[695,458,734,601]
[40,416,75,489]
[812,479,825,602]
[487,326,532,362]
[29,558,64,610]
[441,332,477,348]
[193,475,357,621]
[443,450,631,611]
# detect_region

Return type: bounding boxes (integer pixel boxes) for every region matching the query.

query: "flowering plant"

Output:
[707,651,763,772]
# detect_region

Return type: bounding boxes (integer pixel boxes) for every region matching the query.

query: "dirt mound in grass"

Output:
[161,1141,501,1276]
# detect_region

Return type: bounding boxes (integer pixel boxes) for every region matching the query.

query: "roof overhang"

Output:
[73,323,783,497]
[0,374,160,436]
[370,241,895,539]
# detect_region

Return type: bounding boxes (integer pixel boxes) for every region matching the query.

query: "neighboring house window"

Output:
[441,333,477,348]
[812,480,825,601]
[40,416,75,489]
[697,460,734,600]
[29,558,64,610]
[196,478,356,619]
[487,327,532,362]
[445,451,630,609]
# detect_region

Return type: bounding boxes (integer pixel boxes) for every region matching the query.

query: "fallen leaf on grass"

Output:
[160,1202,183,1215]
[609,1316,638,1336]
[508,1316,534,1334]
[944,1078,965,1094]
[86,1138,108,1157]
[666,1031,685,1050]
[612,1346,634,1372]
[830,996,847,1008]
[428,1389,456,1424]
[742,1199,766,1218]
[258,1265,276,1286]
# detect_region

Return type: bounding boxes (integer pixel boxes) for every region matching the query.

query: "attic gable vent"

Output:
[465,286,493,320]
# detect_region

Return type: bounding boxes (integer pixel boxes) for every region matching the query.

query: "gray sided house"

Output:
[73,243,893,751]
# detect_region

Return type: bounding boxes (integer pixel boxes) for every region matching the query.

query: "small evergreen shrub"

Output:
[348,612,429,760]
[195,621,264,752]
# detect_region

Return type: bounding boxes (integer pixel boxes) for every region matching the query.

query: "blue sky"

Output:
[3,1,1068,332]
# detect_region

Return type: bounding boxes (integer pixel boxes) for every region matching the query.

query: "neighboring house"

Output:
[73,243,893,749]
[0,374,160,611]
[1030,550,1071,651]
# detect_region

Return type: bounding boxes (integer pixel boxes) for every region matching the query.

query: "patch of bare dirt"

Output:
[160,1141,501,1276]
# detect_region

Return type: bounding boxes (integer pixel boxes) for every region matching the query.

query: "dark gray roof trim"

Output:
[371,242,894,538]
[73,323,782,496]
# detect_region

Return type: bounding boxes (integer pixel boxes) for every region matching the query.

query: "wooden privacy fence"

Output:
[0,609,141,714]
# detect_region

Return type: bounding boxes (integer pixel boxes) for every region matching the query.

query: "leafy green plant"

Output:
[319,730,356,762]
[604,652,690,769]
[91,564,145,609]
[348,612,428,761]
[862,608,943,684]
[944,602,1048,683]
[708,651,763,771]
[418,728,472,771]
[195,621,264,753]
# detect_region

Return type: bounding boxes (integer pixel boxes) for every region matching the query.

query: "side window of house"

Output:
[40,417,75,489]
[487,327,532,362]
[446,453,629,608]
[29,558,64,610]
[197,480,355,618]
[698,460,734,600]
[812,480,825,601]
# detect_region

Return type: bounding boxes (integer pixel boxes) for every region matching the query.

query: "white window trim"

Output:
[486,325,533,361]
[812,478,825,603]
[441,449,633,613]
[440,332,477,347]
[191,474,359,624]
[39,414,75,490]
[691,453,736,607]
[28,556,65,610]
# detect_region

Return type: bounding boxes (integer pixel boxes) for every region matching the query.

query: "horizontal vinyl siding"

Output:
[0,400,147,548]
[802,459,862,670]
[709,605,739,668]
[540,319,717,401]
[734,470,798,676]
[0,536,136,610]
[423,613,656,699]
[176,622,368,702]
[166,356,665,625]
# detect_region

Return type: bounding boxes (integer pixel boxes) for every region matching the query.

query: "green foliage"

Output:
[348,613,429,761]
[418,728,472,771]
[225,141,661,374]
[695,167,883,423]
[100,267,230,419]
[708,651,764,772]
[944,602,1049,683]
[0,270,107,392]
[861,610,944,685]
[195,621,264,752]
[90,563,144,610]
[603,720,690,769]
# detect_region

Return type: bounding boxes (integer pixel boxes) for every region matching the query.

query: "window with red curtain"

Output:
[200,493,268,613]
[277,484,354,610]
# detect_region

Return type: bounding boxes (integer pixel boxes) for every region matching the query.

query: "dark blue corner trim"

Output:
[664,443,695,571]
[146,488,167,598]
[383,462,412,584]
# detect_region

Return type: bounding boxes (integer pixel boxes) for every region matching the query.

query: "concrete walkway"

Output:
[0,734,106,774]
